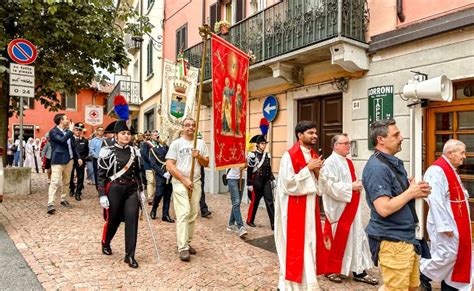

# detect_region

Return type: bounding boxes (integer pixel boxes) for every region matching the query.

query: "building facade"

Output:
[9,83,115,141]
[109,0,165,132]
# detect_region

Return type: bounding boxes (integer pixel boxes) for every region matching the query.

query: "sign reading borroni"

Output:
[368,85,394,150]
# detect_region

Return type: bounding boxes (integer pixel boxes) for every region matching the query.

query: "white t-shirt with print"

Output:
[166,137,209,180]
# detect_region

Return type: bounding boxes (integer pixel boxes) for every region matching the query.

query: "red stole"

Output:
[285,142,329,283]
[324,158,361,274]
[433,157,471,283]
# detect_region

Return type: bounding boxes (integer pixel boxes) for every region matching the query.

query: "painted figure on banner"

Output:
[235,84,243,136]
[211,34,249,168]
[222,77,235,135]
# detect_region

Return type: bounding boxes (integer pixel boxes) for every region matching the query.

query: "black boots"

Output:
[150,209,157,219]
[124,255,138,268]
[101,242,112,256]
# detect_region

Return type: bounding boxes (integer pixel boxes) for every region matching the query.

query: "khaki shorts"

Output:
[378,240,420,290]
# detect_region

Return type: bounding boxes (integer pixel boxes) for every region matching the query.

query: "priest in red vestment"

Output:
[274,120,327,290]
[420,139,472,291]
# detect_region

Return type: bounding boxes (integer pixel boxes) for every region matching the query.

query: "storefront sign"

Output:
[368,85,394,150]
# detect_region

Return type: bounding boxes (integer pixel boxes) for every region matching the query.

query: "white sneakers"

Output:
[238,226,247,238]
[227,224,248,238]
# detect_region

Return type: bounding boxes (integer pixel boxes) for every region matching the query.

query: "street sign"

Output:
[7,39,38,65]
[10,63,34,76]
[9,63,35,98]
[85,105,103,126]
[9,85,34,98]
[368,85,394,150]
[262,95,278,122]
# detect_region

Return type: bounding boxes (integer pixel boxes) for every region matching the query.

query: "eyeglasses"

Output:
[336,142,351,146]
[183,124,196,128]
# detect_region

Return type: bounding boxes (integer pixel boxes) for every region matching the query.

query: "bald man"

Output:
[420,139,472,291]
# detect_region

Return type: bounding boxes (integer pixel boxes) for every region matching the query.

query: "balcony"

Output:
[124,33,141,54]
[107,80,141,115]
[184,0,368,82]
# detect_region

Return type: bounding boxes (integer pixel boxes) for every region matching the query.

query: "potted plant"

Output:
[214,20,230,35]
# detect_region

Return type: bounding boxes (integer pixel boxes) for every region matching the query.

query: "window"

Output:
[146,40,153,77]
[250,0,266,15]
[144,109,155,131]
[22,98,34,109]
[176,24,188,56]
[209,3,221,32]
[60,94,76,110]
[235,0,245,23]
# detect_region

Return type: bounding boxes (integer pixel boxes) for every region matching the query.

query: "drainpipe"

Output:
[337,0,342,35]
[397,0,405,22]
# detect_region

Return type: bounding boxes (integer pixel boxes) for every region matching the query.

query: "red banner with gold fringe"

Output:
[212,34,249,169]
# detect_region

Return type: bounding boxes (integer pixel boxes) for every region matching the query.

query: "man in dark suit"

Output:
[47,113,80,214]
[149,132,174,222]
[69,122,88,201]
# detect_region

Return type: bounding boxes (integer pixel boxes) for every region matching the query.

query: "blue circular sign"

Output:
[262,95,278,122]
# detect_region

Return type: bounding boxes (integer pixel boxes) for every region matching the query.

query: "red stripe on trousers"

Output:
[247,189,256,223]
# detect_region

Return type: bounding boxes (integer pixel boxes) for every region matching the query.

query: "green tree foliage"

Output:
[0,0,151,159]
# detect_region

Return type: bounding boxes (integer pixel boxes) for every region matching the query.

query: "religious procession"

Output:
[1,1,474,290]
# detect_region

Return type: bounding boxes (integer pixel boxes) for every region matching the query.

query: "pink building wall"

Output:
[368,0,474,38]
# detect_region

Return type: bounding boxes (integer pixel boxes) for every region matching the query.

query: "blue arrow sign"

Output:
[262,95,278,122]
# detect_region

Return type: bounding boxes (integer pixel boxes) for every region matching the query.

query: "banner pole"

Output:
[189,25,212,199]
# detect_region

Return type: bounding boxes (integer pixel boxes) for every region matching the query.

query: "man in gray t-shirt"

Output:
[166,118,209,262]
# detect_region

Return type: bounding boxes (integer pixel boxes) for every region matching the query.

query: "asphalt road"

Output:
[0,224,42,290]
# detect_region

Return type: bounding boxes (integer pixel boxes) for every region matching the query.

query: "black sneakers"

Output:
[60,200,72,208]
[47,205,56,214]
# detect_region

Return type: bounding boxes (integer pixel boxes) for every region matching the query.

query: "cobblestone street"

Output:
[0,172,383,290]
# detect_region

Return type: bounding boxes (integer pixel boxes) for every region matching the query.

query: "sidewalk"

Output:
[0,172,382,289]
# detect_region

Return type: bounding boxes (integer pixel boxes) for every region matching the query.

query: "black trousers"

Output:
[70,162,85,195]
[102,183,139,257]
[151,180,172,218]
[247,180,274,229]
[200,169,209,214]
[92,158,98,191]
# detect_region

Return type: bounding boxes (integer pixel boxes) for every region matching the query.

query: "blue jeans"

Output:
[86,160,95,183]
[228,179,243,227]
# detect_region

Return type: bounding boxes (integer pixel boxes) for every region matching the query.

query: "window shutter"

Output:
[176,29,181,56]
[210,4,217,31]
[236,0,245,22]
[61,95,66,110]
[182,25,187,51]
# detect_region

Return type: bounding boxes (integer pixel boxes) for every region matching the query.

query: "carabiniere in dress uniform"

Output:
[97,119,145,268]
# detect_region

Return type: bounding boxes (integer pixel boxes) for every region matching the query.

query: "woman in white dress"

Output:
[24,138,36,172]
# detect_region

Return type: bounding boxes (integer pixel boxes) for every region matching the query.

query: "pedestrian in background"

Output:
[69,122,88,201]
[24,137,37,172]
[6,138,14,167]
[226,167,247,238]
[89,126,104,190]
[140,130,156,205]
[198,131,212,218]
[166,118,209,262]
[46,113,80,214]
[41,133,52,183]
[149,131,174,223]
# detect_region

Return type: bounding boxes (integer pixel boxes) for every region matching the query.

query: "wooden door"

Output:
[426,103,474,236]
[297,94,343,159]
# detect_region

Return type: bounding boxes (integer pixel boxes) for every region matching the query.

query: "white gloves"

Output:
[163,171,171,180]
[99,196,109,209]
[139,191,146,203]
[247,185,253,192]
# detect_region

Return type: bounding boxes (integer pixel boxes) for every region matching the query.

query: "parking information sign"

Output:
[9,63,35,98]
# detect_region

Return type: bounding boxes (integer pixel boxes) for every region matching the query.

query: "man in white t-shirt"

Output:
[166,118,209,262]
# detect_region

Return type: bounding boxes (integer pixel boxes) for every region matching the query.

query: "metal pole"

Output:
[19,96,24,167]
[188,25,212,199]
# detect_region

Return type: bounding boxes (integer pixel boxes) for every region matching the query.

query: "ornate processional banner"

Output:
[211,34,249,169]
[161,57,199,142]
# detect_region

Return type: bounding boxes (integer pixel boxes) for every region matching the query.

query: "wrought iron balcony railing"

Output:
[184,0,368,81]
[107,80,141,113]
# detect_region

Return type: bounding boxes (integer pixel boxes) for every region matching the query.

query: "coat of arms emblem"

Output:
[170,79,188,119]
